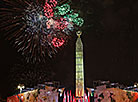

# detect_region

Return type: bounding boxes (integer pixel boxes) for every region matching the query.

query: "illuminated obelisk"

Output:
[75,31,85,98]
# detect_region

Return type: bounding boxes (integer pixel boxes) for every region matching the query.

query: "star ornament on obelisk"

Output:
[75,31,85,98]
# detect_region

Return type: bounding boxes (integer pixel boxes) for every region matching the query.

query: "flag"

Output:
[63,91,66,102]
[67,91,69,102]
[70,90,72,102]
[88,92,90,102]
[73,95,75,102]
[84,92,87,102]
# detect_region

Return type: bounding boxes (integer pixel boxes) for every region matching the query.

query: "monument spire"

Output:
[75,31,85,98]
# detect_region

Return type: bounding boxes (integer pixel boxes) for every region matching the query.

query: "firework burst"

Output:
[0,0,84,63]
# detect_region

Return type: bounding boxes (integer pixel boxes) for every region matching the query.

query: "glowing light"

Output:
[73,18,84,27]
[46,18,55,29]
[134,85,137,88]
[17,84,25,93]
[25,4,48,34]
[55,4,70,16]
[52,37,65,47]
[21,96,24,99]
[43,0,57,18]
[64,13,84,27]
[55,18,69,30]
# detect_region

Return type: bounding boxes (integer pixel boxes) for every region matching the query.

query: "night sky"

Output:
[0,0,138,98]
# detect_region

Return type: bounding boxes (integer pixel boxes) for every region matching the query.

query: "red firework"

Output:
[52,37,65,47]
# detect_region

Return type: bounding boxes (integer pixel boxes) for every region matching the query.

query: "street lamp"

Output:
[134,83,138,88]
[17,84,25,93]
